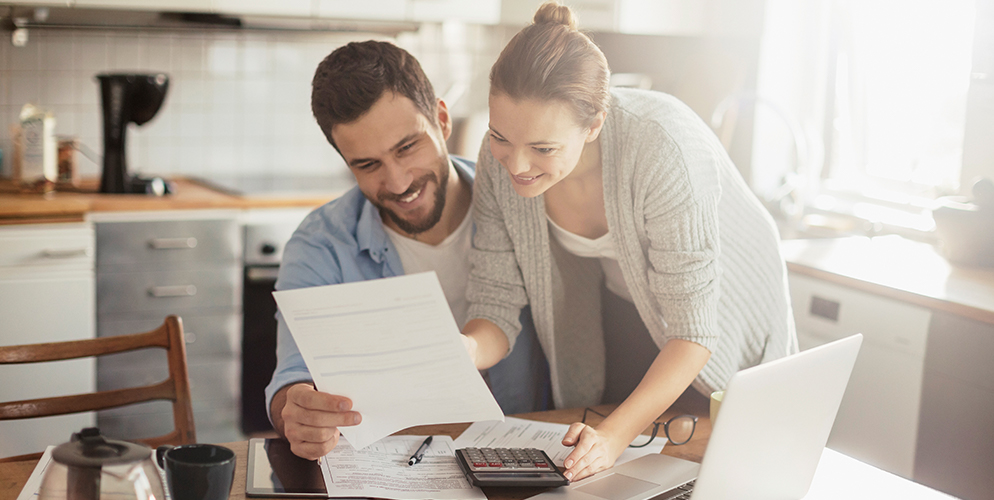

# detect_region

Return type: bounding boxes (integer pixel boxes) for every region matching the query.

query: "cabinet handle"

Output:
[810,295,840,322]
[149,285,197,297]
[149,237,198,250]
[41,248,92,259]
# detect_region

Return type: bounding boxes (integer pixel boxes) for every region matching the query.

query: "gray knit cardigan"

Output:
[467,88,798,410]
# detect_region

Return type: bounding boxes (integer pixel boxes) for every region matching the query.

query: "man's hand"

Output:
[277,382,362,460]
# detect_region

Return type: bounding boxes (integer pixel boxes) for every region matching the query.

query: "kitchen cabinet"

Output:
[501,0,762,35]
[788,272,930,479]
[782,235,994,499]
[7,0,504,24]
[92,210,242,445]
[213,0,311,18]
[410,0,500,24]
[501,0,615,30]
[0,222,95,458]
[313,0,409,22]
[72,0,212,12]
[915,312,994,500]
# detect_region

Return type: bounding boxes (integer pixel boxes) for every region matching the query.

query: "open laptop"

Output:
[530,333,863,500]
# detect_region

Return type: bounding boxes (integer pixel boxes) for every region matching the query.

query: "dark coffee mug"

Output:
[156,444,236,500]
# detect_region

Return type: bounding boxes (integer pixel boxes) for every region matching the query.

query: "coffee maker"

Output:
[97,73,171,194]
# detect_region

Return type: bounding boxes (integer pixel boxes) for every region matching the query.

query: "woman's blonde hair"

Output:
[490,1,610,127]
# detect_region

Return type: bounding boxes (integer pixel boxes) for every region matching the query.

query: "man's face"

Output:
[331,92,453,236]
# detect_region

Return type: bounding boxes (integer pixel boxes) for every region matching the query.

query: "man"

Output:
[266,40,550,460]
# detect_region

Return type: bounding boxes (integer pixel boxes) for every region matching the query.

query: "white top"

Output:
[547,215,634,302]
[385,207,474,326]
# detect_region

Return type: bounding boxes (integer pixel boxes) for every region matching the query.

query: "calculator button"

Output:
[489,462,502,467]
[473,462,487,468]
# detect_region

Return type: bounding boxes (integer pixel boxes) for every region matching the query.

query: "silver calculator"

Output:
[455,447,570,488]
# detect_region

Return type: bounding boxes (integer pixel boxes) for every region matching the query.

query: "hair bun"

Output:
[533,1,577,30]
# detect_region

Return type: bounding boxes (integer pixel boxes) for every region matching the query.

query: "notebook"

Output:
[530,333,863,500]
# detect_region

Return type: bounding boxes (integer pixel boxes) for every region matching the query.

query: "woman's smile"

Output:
[512,173,544,185]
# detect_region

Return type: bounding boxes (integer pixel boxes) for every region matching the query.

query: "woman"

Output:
[459,1,797,482]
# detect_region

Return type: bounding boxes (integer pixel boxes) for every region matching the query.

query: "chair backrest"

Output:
[0,315,195,460]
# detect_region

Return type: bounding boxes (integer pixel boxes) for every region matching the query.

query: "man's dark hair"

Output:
[311,40,437,151]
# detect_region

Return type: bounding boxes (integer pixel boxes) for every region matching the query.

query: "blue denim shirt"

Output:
[265,157,550,422]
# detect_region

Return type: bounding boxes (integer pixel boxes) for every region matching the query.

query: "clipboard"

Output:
[245,438,328,498]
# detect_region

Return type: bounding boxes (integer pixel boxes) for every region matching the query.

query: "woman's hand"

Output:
[560,422,628,481]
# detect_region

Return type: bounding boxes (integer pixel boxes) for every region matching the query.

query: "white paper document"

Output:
[273,272,504,449]
[453,417,665,467]
[319,435,485,500]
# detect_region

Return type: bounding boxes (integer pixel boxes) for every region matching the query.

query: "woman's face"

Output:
[488,93,602,198]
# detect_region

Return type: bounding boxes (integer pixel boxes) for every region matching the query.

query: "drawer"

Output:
[788,273,931,356]
[96,219,240,271]
[0,223,93,271]
[98,313,240,358]
[98,354,239,403]
[97,267,240,316]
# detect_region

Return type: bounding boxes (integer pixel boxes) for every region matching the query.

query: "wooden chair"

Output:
[0,315,196,461]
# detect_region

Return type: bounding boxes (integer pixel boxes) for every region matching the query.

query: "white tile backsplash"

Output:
[110,37,143,71]
[8,41,40,71]
[1,24,507,180]
[241,40,271,75]
[41,37,75,72]
[43,72,76,106]
[208,40,240,76]
[73,34,110,72]
[144,36,174,72]
[75,74,101,107]
[175,37,206,74]
[9,74,42,108]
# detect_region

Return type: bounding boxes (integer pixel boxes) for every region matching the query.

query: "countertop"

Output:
[0,177,346,224]
[781,235,994,326]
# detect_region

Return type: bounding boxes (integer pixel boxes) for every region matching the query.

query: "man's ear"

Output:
[585,110,607,143]
[436,98,453,141]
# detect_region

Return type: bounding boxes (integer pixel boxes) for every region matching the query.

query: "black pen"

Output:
[408,436,433,466]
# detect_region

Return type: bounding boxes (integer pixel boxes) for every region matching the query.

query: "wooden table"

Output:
[0,403,712,500]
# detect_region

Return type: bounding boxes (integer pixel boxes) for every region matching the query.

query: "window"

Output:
[753,0,977,235]
[825,0,975,197]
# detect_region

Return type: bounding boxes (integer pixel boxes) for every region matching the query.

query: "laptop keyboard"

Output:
[648,479,696,500]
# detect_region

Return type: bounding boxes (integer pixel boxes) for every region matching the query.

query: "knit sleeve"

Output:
[465,140,530,353]
[636,122,722,352]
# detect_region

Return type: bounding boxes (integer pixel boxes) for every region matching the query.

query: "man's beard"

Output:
[375,166,449,236]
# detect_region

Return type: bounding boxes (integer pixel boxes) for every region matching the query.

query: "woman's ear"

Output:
[585,110,607,142]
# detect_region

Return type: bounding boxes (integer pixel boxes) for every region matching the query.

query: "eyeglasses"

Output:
[582,408,698,447]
